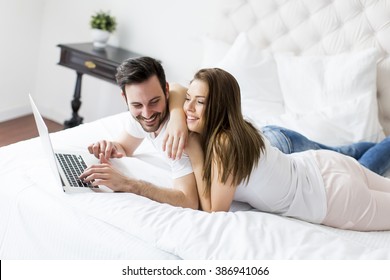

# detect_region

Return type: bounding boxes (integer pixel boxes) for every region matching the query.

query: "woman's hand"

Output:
[162,109,188,160]
[163,82,189,160]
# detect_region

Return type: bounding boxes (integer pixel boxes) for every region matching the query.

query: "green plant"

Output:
[90,11,117,33]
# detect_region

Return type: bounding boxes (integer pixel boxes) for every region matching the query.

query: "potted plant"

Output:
[90,10,117,49]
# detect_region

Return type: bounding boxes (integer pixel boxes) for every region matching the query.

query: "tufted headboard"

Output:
[210,0,390,136]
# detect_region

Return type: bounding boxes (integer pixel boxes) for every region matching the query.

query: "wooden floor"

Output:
[0,114,64,147]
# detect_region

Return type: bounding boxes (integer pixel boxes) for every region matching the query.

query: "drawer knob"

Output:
[84,61,96,69]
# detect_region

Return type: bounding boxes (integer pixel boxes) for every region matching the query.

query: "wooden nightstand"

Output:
[57,43,141,128]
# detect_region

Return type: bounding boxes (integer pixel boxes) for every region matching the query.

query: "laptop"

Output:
[29,94,113,193]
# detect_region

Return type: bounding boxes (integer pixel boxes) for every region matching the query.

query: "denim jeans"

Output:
[261,125,390,176]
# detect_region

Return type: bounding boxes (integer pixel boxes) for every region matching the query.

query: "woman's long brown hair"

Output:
[194,68,265,195]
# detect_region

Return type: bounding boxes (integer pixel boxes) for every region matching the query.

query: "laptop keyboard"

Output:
[55,153,98,188]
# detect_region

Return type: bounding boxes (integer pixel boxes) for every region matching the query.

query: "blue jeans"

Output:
[261,125,390,176]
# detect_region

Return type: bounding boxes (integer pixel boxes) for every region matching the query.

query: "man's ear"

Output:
[121,91,128,103]
[165,82,170,99]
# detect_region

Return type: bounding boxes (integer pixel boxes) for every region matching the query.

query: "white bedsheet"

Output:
[1,112,390,259]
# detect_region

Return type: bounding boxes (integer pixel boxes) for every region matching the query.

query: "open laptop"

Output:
[29,94,113,193]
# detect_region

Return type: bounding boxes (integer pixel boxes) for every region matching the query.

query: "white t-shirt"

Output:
[125,116,193,179]
[234,138,327,224]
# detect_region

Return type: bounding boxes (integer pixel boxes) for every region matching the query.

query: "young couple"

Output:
[80,57,390,231]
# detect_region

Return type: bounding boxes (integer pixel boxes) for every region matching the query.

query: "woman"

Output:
[165,104,390,177]
[176,68,390,231]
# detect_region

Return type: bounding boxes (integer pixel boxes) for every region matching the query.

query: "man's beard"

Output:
[135,110,168,133]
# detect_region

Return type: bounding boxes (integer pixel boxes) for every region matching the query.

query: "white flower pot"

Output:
[91,29,110,49]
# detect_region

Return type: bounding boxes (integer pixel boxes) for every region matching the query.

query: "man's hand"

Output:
[88,140,124,159]
[80,154,199,209]
[79,153,133,192]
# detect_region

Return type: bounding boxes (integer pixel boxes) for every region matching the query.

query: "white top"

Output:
[234,138,327,223]
[125,117,193,179]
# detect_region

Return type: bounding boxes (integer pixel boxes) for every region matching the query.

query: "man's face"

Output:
[123,75,169,133]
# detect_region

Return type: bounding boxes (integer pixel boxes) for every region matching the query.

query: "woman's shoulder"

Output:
[186,132,202,153]
[215,131,231,147]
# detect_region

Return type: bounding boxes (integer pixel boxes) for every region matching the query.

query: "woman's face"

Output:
[184,79,208,134]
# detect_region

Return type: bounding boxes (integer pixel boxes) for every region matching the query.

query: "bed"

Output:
[1,0,390,260]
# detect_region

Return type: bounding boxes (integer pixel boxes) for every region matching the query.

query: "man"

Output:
[79,57,198,209]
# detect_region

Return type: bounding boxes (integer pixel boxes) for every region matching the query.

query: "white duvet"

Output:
[1,112,390,259]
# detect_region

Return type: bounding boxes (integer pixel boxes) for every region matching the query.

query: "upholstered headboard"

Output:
[210,0,390,136]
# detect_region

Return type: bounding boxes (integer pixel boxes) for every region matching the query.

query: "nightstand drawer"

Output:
[59,47,117,84]
[57,43,141,84]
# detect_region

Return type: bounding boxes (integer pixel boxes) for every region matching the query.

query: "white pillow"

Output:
[200,36,231,68]
[216,33,285,119]
[274,48,385,144]
[200,33,385,145]
[275,48,378,114]
[264,94,383,145]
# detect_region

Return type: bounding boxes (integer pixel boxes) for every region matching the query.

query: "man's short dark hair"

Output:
[115,56,166,94]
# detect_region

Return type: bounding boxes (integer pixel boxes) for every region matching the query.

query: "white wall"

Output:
[0,0,219,124]
[0,0,45,121]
